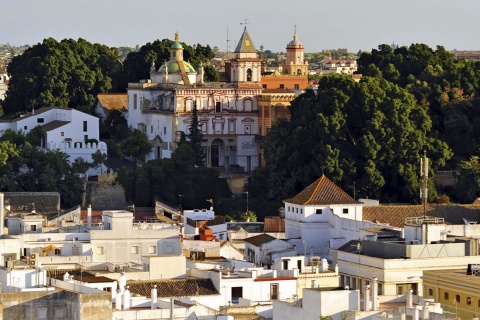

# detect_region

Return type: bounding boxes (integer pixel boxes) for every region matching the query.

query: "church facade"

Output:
[126,28,308,174]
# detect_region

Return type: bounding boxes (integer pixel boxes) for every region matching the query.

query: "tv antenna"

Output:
[226,28,231,53]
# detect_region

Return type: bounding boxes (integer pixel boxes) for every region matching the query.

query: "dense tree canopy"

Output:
[0,130,85,207]
[254,73,453,205]
[2,38,122,116]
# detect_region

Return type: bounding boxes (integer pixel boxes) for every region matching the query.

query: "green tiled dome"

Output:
[171,42,183,49]
[158,60,196,73]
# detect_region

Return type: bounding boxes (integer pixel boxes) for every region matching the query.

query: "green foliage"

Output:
[0,134,84,207]
[3,38,122,116]
[453,156,480,203]
[204,65,220,82]
[257,73,452,203]
[91,150,108,174]
[118,129,152,171]
[117,143,231,208]
[187,102,205,166]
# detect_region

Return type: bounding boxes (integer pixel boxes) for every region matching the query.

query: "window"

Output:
[215,102,221,113]
[131,246,139,254]
[31,225,37,231]
[300,209,303,214]
[428,288,433,296]
[54,307,65,319]
[231,287,243,304]
[96,247,104,255]
[294,84,299,90]
[54,249,61,255]
[467,297,472,305]
[397,286,404,295]
[296,208,298,213]
[246,68,252,81]
[343,208,349,214]
[37,308,47,319]
[456,294,460,303]
[37,118,44,123]
[24,126,27,130]
[164,126,167,135]
[84,135,88,141]
[133,94,138,109]
[148,246,156,254]
[316,209,322,214]
[151,126,153,133]
[270,284,279,300]
[444,292,449,300]
[262,84,267,89]
[83,121,87,132]
[279,84,284,89]
[61,132,64,136]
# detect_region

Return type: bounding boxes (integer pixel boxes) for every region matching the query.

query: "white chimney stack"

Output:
[407,289,413,308]
[371,277,378,311]
[364,285,371,311]
[115,289,122,310]
[87,204,92,229]
[151,284,158,309]
[0,193,4,235]
[119,272,126,294]
[123,285,131,310]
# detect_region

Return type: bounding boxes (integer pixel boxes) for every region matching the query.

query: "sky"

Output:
[2,0,480,53]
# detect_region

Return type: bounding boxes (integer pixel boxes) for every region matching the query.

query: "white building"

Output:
[126,29,262,173]
[284,175,392,260]
[244,233,297,266]
[0,107,107,175]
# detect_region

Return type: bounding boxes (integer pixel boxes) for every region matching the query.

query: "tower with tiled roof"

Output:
[225,27,262,86]
[283,175,363,257]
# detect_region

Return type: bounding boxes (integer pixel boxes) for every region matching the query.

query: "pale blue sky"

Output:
[3,0,479,53]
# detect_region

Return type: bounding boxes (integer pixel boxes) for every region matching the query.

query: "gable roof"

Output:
[235,27,257,53]
[96,93,128,111]
[11,107,55,122]
[284,175,360,205]
[263,217,285,232]
[41,120,69,132]
[127,279,219,298]
[362,204,480,228]
[244,233,277,246]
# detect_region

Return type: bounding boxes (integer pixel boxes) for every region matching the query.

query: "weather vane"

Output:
[240,18,250,26]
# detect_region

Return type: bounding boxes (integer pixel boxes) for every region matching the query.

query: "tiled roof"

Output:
[11,107,56,122]
[362,204,480,228]
[126,279,219,298]
[244,233,277,246]
[41,120,69,132]
[96,94,128,111]
[4,192,60,215]
[284,175,360,205]
[235,27,257,53]
[263,217,285,232]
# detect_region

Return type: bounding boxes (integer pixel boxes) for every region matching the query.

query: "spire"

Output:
[234,27,257,53]
[175,32,179,42]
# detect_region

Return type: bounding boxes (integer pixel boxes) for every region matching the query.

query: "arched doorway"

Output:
[211,139,224,167]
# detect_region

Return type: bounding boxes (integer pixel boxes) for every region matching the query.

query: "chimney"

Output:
[364,285,370,311]
[151,285,158,309]
[0,193,4,236]
[123,285,131,310]
[115,289,122,310]
[87,205,92,229]
[371,277,378,311]
[407,289,413,308]
[119,272,126,294]
[413,305,420,320]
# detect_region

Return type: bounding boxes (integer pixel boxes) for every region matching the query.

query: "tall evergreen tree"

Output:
[187,102,205,166]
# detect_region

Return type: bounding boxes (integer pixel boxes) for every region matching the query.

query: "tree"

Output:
[91,150,108,174]
[3,38,122,115]
[256,74,452,204]
[454,156,480,203]
[187,102,205,166]
[118,129,152,171]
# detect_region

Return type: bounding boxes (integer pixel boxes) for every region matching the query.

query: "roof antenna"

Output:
[321,166,326,176]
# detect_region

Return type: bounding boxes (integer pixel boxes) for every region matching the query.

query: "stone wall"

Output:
[83,181,127,210]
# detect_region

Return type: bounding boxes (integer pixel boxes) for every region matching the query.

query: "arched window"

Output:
[247,69,252,81]
[297,69,302,75]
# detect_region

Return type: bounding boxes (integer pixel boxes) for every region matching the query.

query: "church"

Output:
[126,27,309,175]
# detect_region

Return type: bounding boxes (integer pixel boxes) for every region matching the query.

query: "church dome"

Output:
[158,60,196,73]
[288,34,303,46]
[171,42,183,49]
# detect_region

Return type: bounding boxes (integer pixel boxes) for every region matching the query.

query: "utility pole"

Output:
[420,151,429,219]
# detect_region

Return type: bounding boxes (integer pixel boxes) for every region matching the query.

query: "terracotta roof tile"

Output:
[96,93,128,111]
[284,175,360,205]
[362,204,480,228]
[263,217,285,232]
[127,279,219,298]
[244,233,277,246]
